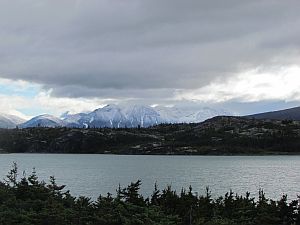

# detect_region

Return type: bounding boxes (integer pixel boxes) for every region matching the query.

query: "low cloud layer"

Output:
[0,0,300,112]
[176,66,300,103]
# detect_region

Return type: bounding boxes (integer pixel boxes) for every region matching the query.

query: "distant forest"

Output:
[1,116,300,155]
[0,163,299,225]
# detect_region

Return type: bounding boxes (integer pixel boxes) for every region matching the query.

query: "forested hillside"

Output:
[1,116,300,155]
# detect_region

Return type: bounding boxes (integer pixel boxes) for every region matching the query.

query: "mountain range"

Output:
[0,105,231,129]
[4,105,300,129]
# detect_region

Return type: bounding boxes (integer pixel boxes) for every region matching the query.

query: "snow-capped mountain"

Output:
[155,106,231,123]
[20,114,65,128]
[61,111,87,128]
[177,107,231,123]
[124,105,162,127]
[194,108,231,122]
[15,105,231,129]
[80,104,128,128]
[0,114,25,128]
[155,106,190,123]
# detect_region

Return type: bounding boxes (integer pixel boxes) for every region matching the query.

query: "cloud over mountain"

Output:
[0,0,299,102]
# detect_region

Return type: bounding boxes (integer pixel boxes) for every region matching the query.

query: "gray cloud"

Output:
[0,0,300,101]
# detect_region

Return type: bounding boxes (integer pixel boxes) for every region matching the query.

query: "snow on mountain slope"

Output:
[5,114,25,125]
[194,108,231,122]
[20,114,65,128]
[178,107,231,123]
[155,106,187,123]
[16,105,232,129]
[124,105,162,127]
[0,113,25,128]
[80,104,128,128]
[155,106,231,123]
[61,111,88,128]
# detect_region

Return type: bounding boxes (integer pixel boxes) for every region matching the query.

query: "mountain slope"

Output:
[80,104,128,128]
[17,105,232,129]
[61,112,87,128]
[155,106,231,123]
[247,106,300,121]
[20,114,65,128]
[0,114,25,128]
[124,105,162,127]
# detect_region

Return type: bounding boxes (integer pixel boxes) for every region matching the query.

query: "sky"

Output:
[0,0,300,119]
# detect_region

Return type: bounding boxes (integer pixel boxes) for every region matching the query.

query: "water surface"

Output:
[0,154,299,200]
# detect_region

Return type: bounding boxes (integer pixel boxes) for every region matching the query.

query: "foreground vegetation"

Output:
[1,116,300,154]
[1,163,300,225]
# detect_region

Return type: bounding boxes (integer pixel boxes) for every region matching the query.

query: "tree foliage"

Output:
[0,164,300,224]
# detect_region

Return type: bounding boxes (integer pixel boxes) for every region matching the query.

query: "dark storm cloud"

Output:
[0,0,300,99]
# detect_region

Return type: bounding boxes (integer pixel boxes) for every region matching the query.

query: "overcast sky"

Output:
[0,0,300,118]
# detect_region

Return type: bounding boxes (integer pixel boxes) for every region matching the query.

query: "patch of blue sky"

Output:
[0,82,40,98]
[18,108,49,118]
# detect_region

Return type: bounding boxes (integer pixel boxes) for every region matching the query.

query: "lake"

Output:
[0,154,299,200]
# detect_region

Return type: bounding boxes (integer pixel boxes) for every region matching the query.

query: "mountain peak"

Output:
[15,105,232,129]
[20,114,64,128]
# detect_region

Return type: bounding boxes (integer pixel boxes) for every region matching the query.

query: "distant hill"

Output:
[0,114,25,129]
[246,106,300,121]
[20,114,65,128]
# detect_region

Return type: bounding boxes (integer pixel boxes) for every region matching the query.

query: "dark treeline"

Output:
[2,116,300,154]
[1,163,300,225]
